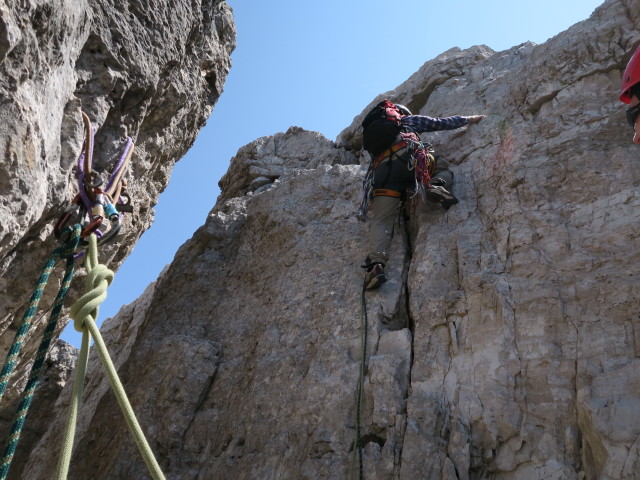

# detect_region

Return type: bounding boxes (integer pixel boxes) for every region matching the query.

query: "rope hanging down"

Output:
[56,234,165,480]
[350,282,369,480]
[0,112,148,479]
[0,224,82,480]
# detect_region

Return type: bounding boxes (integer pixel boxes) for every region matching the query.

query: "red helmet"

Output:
[620,46,640,104]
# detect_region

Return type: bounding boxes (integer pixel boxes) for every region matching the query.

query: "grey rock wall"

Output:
[0,0,235,418]
[10,0,640,479]
[0,341,77,480]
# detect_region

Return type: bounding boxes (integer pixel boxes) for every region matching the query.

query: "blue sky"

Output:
[61,0,605,346]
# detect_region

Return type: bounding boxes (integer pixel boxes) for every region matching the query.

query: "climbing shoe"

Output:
[425,185,459,210]
[362,262,387,290]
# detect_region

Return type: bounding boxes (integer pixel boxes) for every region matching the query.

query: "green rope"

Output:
[350,283,368,480]
[56,234,166,480]
[0,224,81,480]
[55,327,89,480]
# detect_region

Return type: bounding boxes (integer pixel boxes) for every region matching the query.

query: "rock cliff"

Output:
[0,0,235,476]
[6,0,640,479]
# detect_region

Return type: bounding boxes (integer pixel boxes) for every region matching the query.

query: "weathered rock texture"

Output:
[0,0,235,436]
[0,341,77,480]
[10,0,640,479]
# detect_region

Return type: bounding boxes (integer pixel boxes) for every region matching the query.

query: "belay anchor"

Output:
[54,111,135,246]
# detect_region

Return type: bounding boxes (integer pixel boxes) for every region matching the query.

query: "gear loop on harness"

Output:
[357,134,435,221]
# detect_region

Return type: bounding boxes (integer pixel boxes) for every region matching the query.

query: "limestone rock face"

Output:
[0,0,235,415]
[0,341,78,480]
[13,0,640,479]
[218,126,358,200]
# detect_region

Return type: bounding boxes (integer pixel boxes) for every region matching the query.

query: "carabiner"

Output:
[54,195,82,239]
[96,214,122,245]
[56,112,133,248]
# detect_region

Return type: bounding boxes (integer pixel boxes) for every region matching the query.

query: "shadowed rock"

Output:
[6,0,640,479]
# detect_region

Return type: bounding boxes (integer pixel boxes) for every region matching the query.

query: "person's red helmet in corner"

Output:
[620,46,640,104]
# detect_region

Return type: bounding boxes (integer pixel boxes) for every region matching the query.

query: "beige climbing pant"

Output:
[367,195,402,265]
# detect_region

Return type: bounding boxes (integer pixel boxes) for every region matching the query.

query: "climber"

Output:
[620,45,640,144]
[358,100,485,290]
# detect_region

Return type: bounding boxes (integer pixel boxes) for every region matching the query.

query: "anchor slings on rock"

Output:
[54,111,134,245]
[0,112,163,480]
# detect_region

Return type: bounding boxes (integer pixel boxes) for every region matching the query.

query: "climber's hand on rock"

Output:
[467,115,485,124]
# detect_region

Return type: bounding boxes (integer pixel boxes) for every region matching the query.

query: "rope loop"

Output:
[69,235,113,332]
[57,232,166,480]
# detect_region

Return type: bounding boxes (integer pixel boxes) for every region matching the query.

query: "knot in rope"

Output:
[69,235,113,332]
[57,231,166,480]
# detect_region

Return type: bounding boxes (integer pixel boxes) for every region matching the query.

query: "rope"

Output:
[55,325,89,480]
[0,224,82,479]
[56,234,166,480]
[351,282,368,480]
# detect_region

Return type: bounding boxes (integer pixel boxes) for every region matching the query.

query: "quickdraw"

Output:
[54,112,134,245]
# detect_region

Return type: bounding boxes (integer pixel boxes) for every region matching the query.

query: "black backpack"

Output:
[361,100,407,157]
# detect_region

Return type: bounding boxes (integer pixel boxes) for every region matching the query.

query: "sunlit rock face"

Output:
[0,0,235,476]
[10,0,640,478]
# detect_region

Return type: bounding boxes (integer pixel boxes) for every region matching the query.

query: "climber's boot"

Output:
[362,260,387,290]
[426,180,459,210]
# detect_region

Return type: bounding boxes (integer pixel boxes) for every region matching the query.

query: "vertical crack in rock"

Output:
[180,346,221,457]
[392,211,416,478]
[7,0,640,477]
[359,209,415,478]
[566,293,583,474]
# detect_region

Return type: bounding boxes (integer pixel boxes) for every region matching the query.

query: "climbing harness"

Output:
[357,135,435,222]
[372,189,402,198]
[55,234,165,480]
[0,112,161,479]
[350,281,369,480]
[0,224,82,479]
[54,112,134,246]
[357,142,405,221]
[358,99,437,222]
